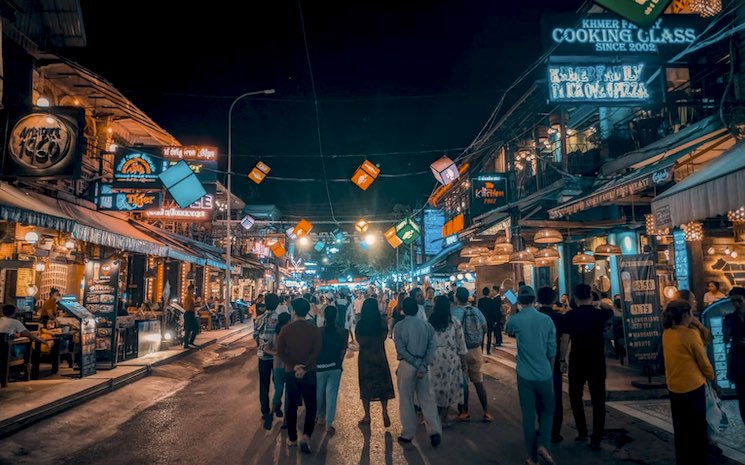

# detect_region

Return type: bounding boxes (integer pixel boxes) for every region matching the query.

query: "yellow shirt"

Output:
[662,326,714,394]
[40,298,57,319]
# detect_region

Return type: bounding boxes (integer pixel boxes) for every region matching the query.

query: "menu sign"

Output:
[57,297,97,377]
[617,254,663,366]
[84,258,120,368]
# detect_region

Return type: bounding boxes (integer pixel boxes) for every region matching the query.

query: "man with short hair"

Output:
[394,297,442,447]
[1,304,50,347]
[537,286,565,443]
[40,288,61,325]
[452,287,492,422]
[277,298,322,453]
[725,286,745,424]
[478,287,501,354]
[562,283,612,450]
[254,293,280,430]
[183,284,199,348]
[505,285,556,465]
[409,287,428,320]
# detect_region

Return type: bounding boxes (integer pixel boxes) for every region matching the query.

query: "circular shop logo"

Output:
[9,114,73,170]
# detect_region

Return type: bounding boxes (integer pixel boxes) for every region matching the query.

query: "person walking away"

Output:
[704,281,727,308]
[254,293,280,430]
[316,305,348,434]
[451,287,492,422]
[424,287,436,318]
[335,289,355,342]
[183,284,199,348]
[410,287,428,320]
[356,298,395,427]
[394,297,442,447]
[561,283,612,450]
[662,300,714,465]
[263,312,291,425]
[390,292,407,335]
[505,285,557,465]
[725,287,745,425]
[536,287,565,443]
[277,298,322,453]
[478,287,501,354]
[428,295,467,428]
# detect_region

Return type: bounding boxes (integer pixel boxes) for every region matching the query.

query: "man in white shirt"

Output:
[1,304,49,347]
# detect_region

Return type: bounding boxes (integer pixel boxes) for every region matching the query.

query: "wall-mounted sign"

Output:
[548,62,655,104]
[424,209,445,256]
[113,148,166,188]
[162,146,218,162]
[470,174,508,214]
[593,0,672,28]
[442,213,465,237]
[546,14,699,56]
[2,107,85,178]
[98,188,162,211]
[144,185,216,221]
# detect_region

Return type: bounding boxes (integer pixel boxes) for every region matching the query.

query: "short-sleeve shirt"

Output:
[563,304,612,364]
[0,317,28,335]
[505,306,556,381]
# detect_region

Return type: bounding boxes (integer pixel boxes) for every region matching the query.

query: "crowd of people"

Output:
[247,281,744,465]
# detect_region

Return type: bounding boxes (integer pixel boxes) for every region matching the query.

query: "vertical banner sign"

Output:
[617,254,663,366]
[84,259,121,368]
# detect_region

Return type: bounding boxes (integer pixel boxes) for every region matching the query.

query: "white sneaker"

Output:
[537,446,556,465]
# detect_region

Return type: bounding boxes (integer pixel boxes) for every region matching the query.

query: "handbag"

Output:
[705,381,729,435]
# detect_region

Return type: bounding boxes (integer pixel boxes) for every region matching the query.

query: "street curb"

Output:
[0,325,252,438]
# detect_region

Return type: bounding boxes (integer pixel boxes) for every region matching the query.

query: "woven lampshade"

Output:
[469,256,488,266]
[509,250,535,264]
[486,254,509,265]
[534,248,560,261]
[460,246,480,258]
[525,246,539,255]
[594,243,621,257]
[494,242,513,254]
[572,252,595,265]
[457,262,475,272]
[535,258,555,267]
[534,228,563,244]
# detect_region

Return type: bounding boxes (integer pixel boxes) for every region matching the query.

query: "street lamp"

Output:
[226,88,275,329]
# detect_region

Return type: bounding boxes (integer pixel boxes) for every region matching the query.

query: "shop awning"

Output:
[0,182,168,256]
[652,141,745,229]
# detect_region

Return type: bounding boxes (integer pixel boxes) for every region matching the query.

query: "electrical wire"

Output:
[227,147,467,159]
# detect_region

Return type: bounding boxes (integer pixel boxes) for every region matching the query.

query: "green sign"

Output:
[395,218,421,245]
[594,0,672,27]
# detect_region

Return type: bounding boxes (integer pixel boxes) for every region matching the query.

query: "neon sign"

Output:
[548,63,651,104]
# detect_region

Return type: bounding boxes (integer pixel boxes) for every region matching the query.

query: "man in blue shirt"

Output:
[394,297,442,448]
[506,285,557,465]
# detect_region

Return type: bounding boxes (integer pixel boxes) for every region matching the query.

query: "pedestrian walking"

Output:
[182,284,199,348]
[536,286,566,443]
[356,298,395,427]
[254,293,280,430]
[428,295,467,428]
[505,285,557,465]
[662,300,714,465]
[394,297,442,447]
[264,312,291,422]
[451,287,492,422]
[277,298,322,453]
[478,287,502,354]
[725,287,745,425]
[316,305,348,434]
[561,283,612,450]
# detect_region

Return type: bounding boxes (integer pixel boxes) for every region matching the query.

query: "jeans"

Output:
[258,358,274,416]
[669,384,707,465]
[286,371,317,442]
[551,366,563,439]
[397,360,442,439]
[183,312,198,346]
[316,369,342,426]
[272,366,288,411]
[568,360,606,444]
[517,376,554,460]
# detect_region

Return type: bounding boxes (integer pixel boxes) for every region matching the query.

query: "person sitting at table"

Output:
[1,304,49,347]
[40,288,61,325]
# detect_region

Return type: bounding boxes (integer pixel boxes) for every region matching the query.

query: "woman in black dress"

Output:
[355,298,395,427]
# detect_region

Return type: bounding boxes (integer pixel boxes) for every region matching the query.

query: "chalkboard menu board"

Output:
[84,259,120,368]
[57,298,97,377]
[617,254,664,366]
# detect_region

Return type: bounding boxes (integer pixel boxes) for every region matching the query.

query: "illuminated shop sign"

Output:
[546,15,699,55]
[162,146,218,162]
[98,191,162,211]
[144,183,216,221]
[470,174,508,214]
[548,63,654,104]
[113,148,166,188]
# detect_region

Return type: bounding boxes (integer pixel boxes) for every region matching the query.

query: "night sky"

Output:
[67,0,584,223]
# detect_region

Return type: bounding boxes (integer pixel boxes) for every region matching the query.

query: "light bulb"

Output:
[364,234,376,245]
[731,251,738,258]
[24,231,39,244]
[36,97,50,107]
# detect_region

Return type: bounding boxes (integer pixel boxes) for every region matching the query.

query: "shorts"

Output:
[465,347,483,383]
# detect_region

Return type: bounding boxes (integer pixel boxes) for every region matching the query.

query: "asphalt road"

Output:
[0,338,737,465]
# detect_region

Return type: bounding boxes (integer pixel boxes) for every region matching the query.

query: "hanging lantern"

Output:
[525,246,539,256]
[351,160,381,190]
[248,161,271,184]
[395,218,421,245]
[314,240,326,252]
[572,252,595,265]
[384,226,403,248]
[494,242,514,254]
[594,243,622,257]
[535,248,560,262]
[728,207,745,242]
[486,254,509,266]
[535,257,555,267]
[293,219,313,238]
[533,228,563,244]
[457,262,475,272]
[240,214,256,230]
[645,214,657,236]
[469,256,488,266]
[460,246,479,258]
[690,0,722,17]
[355,219,369,233]
[509,250,535,264]
[681,221,703,242]
[24,231,39,244]
[270,241,286,257]
[430,156,460,186]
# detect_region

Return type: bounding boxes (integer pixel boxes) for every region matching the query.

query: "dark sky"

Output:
[67,0,584,222]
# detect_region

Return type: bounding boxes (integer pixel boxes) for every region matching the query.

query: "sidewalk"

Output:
[0,322,253,437]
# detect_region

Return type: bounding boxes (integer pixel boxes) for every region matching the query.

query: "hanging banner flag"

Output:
[395,218,421,245]
[248,161,271,184]
[593,0,672,27]
[352,160,380,190]
[616,254,663,367]
[385,226,403,249]
[293,219,313,238]
[430,156,459,186]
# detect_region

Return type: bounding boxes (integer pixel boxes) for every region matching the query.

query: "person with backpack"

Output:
[451,287,492,422]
